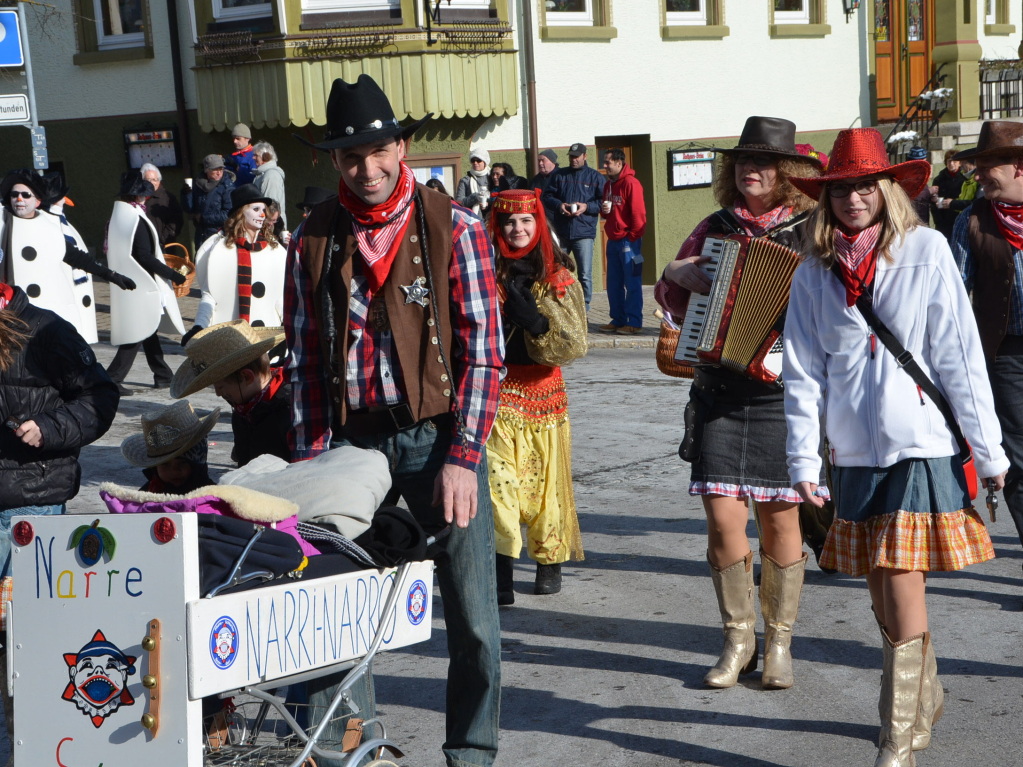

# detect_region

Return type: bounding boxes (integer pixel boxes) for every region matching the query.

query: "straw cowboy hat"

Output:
[171,319,285,398]
[295,74,432,153]
[952,120,1023,162]
[787,128,931,201]
[121,400,221,469]
[710,116,824,169]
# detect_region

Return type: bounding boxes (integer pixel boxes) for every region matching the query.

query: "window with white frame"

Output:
[545,0,593,26]
[985,0,996,25]
[92,0,146,50]
[444,0,492,8]
[214,0,272,21]
[666,0,706,24]
[302,0,397,13]
[774,0,809,23]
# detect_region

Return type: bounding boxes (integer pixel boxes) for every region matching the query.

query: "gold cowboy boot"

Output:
[704,551,758,688]
[911,633,943,751]
[759,551,807,689]
[873,617,943,752]
[874,631,927,767]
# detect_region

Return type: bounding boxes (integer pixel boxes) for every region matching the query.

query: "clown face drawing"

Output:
[61,630,137,728]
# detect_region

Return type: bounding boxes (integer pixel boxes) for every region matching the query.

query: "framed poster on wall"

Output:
[405,152,463,196]
[668,149,714,190]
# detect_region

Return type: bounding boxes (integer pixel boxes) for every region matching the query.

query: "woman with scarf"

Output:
[105,172,187,394]
[184,185,287,346]
[455,147,491,217]
[487,189,586,604]
[654,116,822,691]
[784,128,1007,767]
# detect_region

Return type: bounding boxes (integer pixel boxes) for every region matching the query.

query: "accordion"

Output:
[674,234,801,384]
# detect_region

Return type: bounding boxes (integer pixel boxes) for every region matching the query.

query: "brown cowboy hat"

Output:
[788,128,931,201]
[710,116,824,168]
[952,120,1023,161]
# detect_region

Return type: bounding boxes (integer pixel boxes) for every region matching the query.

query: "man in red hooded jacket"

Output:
[598,148,647,334]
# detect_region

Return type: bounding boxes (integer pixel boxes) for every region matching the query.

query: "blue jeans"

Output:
[308,419,501,767]
[605,237,644,328]
[566,238,595,309]
[0,504,64,579]
[988,353,1023,547]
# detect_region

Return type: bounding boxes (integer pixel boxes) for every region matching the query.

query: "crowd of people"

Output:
[1,75,1022,767]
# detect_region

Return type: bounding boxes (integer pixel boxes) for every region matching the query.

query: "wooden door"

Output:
[874,0,934,121]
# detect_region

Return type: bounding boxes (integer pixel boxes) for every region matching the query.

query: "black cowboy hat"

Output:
[229,184,274,215]
[295,74,432,153]
[296,185,335,211]
[119,170,155,199]
[0,169,45,211]
[710,116,824,169]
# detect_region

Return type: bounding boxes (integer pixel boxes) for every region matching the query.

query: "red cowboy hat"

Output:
[788,128,931,201]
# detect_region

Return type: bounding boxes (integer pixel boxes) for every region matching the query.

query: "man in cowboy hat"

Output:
[951,120,1023,557]
[286,74,504,767]
[171,320,290,468]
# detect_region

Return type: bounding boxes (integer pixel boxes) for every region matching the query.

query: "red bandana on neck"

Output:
[992,201,1023,251]
[0,283,13,310]
[337,163,417,292]
[731,201,794,237]
[833,222,882,307]
[234,366,285,419]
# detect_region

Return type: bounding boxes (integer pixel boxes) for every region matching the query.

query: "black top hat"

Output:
[0,169,45,212]
[230,184,274,215]
[40,171,70,207]
[295,74,432,153]
[119,170,156,199]
[296,186,335,211]
[711,116,823,168]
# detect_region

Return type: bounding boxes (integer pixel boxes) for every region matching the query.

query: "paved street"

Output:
[4,286,1022,766]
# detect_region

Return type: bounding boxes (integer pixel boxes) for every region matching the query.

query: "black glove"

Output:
[169,269,187,286]
[107,271,136,291]
[503,281,549,337]
[181,325,203,346]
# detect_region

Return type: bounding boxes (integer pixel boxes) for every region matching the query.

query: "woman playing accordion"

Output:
[654,116,822,690]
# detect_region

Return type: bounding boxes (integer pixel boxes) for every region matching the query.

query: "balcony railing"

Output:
[980,59,1023,120]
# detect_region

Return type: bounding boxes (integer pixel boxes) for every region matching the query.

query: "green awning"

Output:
[195,51,519,132]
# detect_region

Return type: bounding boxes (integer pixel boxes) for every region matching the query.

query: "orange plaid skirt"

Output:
[820,456,994,577]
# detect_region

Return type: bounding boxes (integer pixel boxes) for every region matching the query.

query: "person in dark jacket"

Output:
[106,174,187,395]
[170,320,290,467]
[0,283,118,542]
[0,280,118,760]
[181,154,235,249]
[141,163,184,247]
[528,148,559,195]
[488,162,529,196]
[542,142,606,309]
[929,148,965,240]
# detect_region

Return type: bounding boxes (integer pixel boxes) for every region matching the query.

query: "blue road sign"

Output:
[0,11,23,68]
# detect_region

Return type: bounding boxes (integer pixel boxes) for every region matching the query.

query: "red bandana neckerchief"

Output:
[337,163,417,292]
[0,282,13,310]
[992,201,1023,251]
[731,201,794,237]
[833,222,882,307]
[234,366,285,419]
[234,239,266,322]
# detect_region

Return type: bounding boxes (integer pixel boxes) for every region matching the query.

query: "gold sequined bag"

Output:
[524,273,588,367]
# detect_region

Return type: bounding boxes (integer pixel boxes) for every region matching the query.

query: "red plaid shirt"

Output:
[284,203,504,470]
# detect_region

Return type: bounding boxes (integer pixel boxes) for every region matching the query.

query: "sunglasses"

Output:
[734,154,776,168]
[9,191,35,200]
[828,179,879,198]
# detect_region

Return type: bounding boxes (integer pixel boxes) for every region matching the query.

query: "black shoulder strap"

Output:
[709,208,743,235]
[829,262,969,459]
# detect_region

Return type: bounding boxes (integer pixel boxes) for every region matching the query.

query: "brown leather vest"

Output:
[299,183,457,426]
[967,198,1016,360]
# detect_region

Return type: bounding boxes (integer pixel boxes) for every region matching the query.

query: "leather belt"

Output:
[343,403,417,437]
